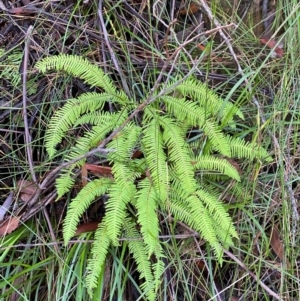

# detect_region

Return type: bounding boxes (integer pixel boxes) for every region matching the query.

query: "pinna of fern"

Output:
[35,54,272,300]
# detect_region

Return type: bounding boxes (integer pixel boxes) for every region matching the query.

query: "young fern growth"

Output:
[35,54,272,300]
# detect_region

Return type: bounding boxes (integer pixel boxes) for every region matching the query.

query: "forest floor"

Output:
[0,0,299,300]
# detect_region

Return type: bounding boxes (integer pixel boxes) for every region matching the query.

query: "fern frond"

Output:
[160,117,197,196]
[195,189,238,239]
[141,118,168,202]
[168,188,231,258]
[55,116,129,197]
[160,95,205,126]
[128,158,147,175]
[55,165,78,197]
[108,123,140,161]
[105,182,136,245]
[152,259,165,292]
[45,92,112,158]
[226,136,272,162]
[163,197,196,229]
[196,173,231,182]
[73,109,128,127]
[185,194,224,259]
[124,218,156,301]
[62,110,130,177]
[63,178,113,244]
[193,155,240,181]
[203,120,231,156]
[136,179,161,257]
[36,54,124,99]
[86,221,111,291]
[112,161,141,188]
[55,117,130,198]
[66,117,128,162]
[212,222,234,250]
[175,78,244,121]
[65,127,112,162]
[108,123,141,186]
[37,53,275,298]
[165,195,224,260]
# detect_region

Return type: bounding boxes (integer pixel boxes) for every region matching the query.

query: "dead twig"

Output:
[43,208,62,257]
[21,25,38,185]
[223,249,283,301]
[98,0,131,97]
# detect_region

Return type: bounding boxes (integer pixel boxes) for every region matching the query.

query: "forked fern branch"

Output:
[36,54,272,300]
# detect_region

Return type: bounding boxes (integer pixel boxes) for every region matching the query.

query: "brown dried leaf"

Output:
[259,38,284,58]
[270,225,286,263]
[81,164,88,186]
[75,221,99,236]
[84,164,112,176]
[17,180,38,202]
[0,216,20,236]
[179,3,200,15]
[131,150,143,159]
[270,226,282,258]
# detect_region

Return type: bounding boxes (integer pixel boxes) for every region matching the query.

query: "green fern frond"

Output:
[212,222,234,250]
[151,259,165,292]
[55,165,78,197]
[63,178,113,244]
[160,95,205,126]
[175,78,244,120]
[165,195,224,260]
[112,161,141,188]
[124,218,157,301]
[66,115,127,162]
[63,111,129,172]
[136,179,161,257]
[196,172,230,183]
[108,123,140,160]
[141,118,168,202]
[65,126,112,161]
[36,54,120,98]
[160,117,197,196]
[74,109,129,127]
[168,188,235,258]
[55,117,131,198]
[86,221,111,291]
[203,120,231,156]
[36,53,273,299]
[105,182,136,245]
[108,123,141,185]
[226,135,272,161]
[163,198,196,229]
[45,92,112,158]
[185,194,224,259]
[193,155,240,181]
[195,189,237,239]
